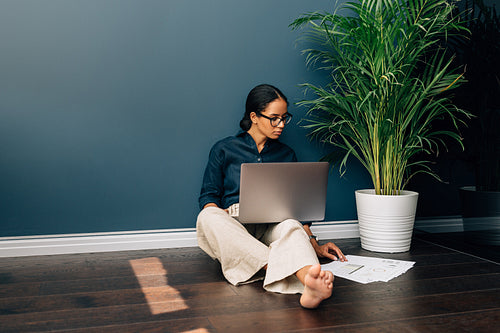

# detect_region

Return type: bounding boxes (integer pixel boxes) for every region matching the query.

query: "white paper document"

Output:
[321,255,415,284]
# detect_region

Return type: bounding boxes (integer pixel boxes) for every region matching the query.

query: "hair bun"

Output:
[239,118,252,131]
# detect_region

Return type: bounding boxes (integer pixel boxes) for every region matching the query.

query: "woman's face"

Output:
[251,98,289,140]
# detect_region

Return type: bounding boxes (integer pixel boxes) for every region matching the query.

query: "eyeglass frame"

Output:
[257,112,293,127]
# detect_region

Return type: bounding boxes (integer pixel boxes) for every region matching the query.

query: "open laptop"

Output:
[237,162,329,223]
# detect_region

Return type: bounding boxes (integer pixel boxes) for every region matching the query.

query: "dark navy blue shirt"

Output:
[199,132,297,210]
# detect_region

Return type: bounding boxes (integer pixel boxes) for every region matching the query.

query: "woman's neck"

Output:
[247,128,267,153]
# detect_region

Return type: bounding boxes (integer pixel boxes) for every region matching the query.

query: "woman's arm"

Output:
[203,203,233,215]
[199,144,225,210]
[302,224,347,262]
[203,203,220,209]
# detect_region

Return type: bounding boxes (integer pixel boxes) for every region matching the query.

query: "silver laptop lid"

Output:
[238,162,329,223]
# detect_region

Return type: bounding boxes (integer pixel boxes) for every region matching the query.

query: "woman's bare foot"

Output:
[299,264,334,309]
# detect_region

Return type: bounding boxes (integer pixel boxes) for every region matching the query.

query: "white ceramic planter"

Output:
[355,189,419,253]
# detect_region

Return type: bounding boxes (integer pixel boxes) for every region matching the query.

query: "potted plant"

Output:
[290,0,470,252]
[456,0,500,245]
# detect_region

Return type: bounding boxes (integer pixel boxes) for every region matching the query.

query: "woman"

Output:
[197,84,346,309]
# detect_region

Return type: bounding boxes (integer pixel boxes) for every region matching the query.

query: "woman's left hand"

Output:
[314,242,347,262]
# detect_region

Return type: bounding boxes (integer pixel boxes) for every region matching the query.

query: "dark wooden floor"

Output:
[1,234,499,333]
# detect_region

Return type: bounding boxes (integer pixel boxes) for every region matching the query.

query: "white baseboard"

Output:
[0,221,359,258]
[0,217,462,258]
[310,220,360,240]
[414,216,464,233]
[0,228,198,258]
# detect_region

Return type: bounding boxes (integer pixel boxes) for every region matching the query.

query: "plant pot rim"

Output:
[355,189,419,197]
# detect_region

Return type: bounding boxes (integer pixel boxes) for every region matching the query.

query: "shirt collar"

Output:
[238,131,277,152]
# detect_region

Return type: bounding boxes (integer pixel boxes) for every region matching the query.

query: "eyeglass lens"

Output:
[270,114,292,127]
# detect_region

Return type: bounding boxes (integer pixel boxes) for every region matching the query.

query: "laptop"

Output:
[237,162,329,223]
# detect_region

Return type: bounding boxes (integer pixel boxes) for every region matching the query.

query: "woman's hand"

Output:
[203,203,220,209]
[302,224,347,262]
[313,241,347,262]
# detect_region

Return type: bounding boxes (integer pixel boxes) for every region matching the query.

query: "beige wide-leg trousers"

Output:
[196,206,319,294]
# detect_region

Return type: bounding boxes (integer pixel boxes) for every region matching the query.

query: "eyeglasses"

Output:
[258,113,293,127]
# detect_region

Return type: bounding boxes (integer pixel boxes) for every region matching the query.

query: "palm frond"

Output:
[291,0,472,194]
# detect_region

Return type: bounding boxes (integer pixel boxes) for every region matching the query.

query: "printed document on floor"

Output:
[321,255,415,284]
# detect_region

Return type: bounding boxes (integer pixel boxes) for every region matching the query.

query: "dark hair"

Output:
[240,84,288,131]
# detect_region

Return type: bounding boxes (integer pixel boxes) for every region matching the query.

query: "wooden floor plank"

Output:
[0,255,220,285]
[0,235,498,332]
[207,291,500,332]
[0,281,236,315]
[2,275,499,332]
[301,309,500,333]
[63,317,217,333]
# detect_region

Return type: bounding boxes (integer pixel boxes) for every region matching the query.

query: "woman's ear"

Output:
[250,112,258,124]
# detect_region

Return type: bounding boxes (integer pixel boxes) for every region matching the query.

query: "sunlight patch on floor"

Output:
[129,257,189,315]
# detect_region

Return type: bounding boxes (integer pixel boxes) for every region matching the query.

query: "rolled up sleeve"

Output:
[199,145,224,210]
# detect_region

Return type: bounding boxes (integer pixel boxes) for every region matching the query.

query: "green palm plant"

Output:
[290,0,471,195]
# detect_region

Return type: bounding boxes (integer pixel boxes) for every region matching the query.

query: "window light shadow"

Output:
[129,257,189,315]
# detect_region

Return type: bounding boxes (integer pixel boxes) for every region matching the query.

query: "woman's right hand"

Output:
[203,203,232,215]
[203,203,220,209]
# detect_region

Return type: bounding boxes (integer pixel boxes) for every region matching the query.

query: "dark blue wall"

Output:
[0,0,374,236]
[0,0,474,237]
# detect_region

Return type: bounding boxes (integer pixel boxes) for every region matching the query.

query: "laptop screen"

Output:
[238,162,329,223]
